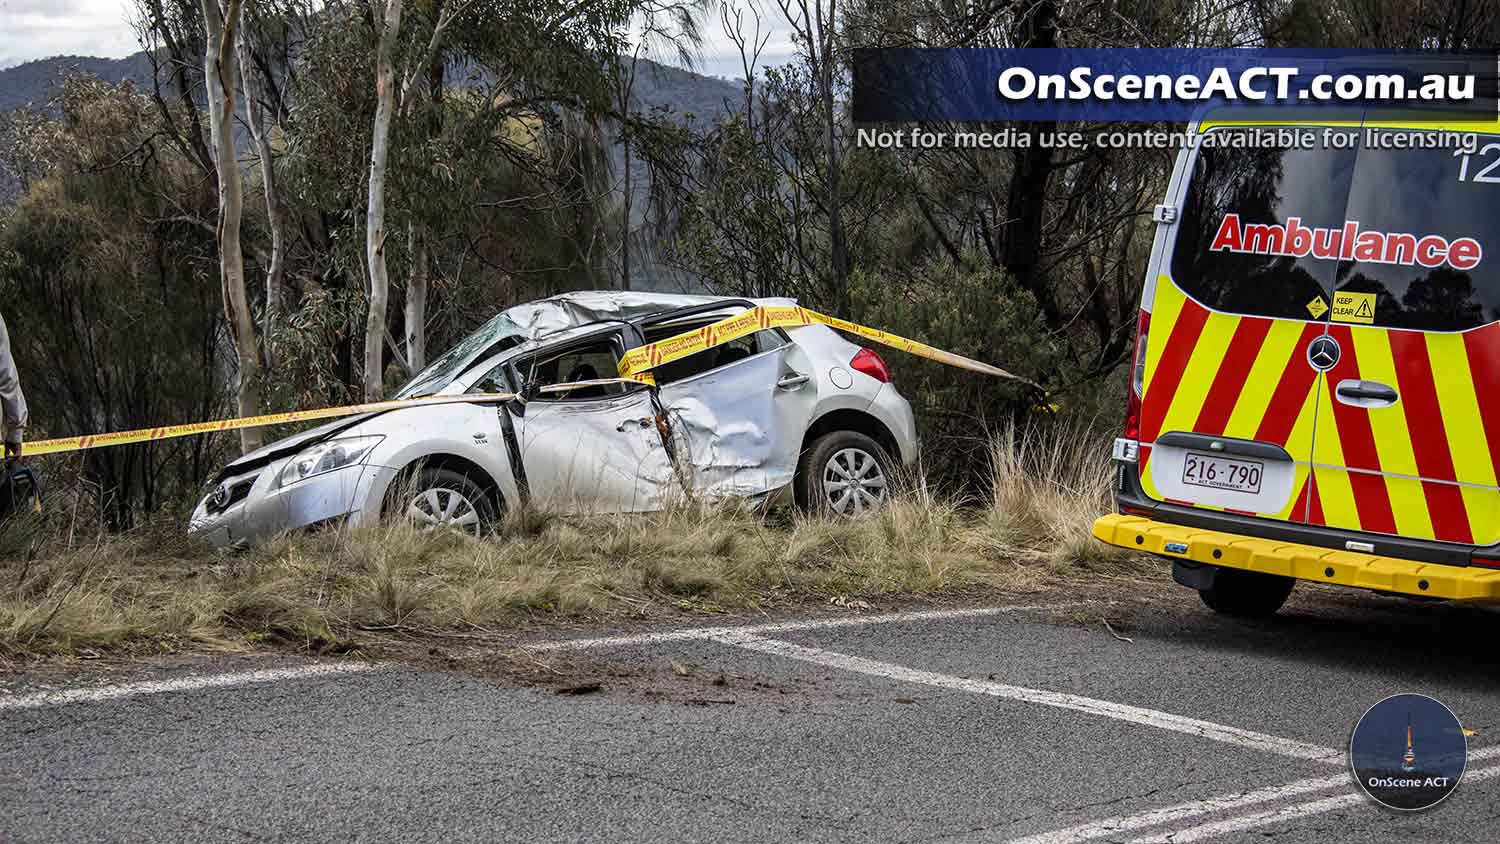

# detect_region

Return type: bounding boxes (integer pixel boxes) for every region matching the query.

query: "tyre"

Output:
[1197,568,1295,617]
[795,430,895,516]
[389,467,498,536]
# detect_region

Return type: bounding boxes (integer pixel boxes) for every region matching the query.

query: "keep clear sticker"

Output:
[1307,296,1329,319]
[1332,291,1376,324]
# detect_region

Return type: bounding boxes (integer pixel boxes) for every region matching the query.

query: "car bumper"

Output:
[188,460,390,549]
[1094,513,1500,602]
[869,383,920,466]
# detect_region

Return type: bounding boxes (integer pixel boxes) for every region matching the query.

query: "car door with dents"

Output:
[638,306,818,500]
[507,327,676,514]
[1137,128,1356,524]
[1307,126,1500,546]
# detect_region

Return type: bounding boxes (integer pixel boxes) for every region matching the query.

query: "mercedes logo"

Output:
[1307,335,1341,371]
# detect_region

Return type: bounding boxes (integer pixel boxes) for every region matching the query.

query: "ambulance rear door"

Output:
[1137,128,1354,525]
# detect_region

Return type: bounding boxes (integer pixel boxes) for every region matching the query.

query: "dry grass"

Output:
[0,428,1148,661]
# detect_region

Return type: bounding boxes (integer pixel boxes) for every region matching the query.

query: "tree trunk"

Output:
[405,221,429,372]
[237,9,285,370]
[403,42,444,373]
[815,0,850,317]
[365,0,403,401]
[999,0,1063,329]
[621,128,633,291]
[200,0,261,452]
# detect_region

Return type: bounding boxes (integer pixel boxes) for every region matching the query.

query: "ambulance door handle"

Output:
[1335,379,1398,407]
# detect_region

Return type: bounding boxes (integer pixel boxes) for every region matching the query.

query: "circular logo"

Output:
[1350,693,1467,811]
[1307,335,1341,371]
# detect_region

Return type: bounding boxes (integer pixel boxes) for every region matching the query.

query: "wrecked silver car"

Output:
[188,292,919,548]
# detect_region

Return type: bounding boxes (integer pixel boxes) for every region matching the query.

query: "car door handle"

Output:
[1335,379,1398,407]
[616,417,653,432]
[777,372,811,390]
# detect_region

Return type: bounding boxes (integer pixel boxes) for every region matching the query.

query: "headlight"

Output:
[276,436,384,487]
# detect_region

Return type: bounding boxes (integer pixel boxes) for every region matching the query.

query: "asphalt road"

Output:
[4,580,1499,843]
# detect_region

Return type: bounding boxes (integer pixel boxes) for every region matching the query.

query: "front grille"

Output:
[205,475,258,515]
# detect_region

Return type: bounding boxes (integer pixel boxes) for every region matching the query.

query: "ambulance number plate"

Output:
[1182,451,1263,494]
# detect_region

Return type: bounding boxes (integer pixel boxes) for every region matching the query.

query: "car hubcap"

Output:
[406,487,482,534]
[823,447,888,515]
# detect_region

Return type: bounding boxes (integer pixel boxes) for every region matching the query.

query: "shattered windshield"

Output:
[394,313,525,398]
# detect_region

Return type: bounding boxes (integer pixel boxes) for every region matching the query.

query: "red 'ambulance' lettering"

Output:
[1210,214,1483,272]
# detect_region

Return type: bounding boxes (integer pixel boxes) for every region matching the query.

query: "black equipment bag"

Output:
[0,465,41,519]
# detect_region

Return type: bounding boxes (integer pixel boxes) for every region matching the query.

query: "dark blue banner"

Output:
[851,49,1499,123]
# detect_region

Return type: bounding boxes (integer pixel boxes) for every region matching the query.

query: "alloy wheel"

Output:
[823,447,888,515]
[406,487,482,534]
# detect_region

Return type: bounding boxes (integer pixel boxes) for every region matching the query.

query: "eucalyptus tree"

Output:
[198,0,265,452]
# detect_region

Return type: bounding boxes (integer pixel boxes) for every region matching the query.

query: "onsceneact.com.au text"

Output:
[997,66,1476,103]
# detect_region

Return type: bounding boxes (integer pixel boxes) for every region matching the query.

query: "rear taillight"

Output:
[1123,310,1149,440]
[850,348,892,383]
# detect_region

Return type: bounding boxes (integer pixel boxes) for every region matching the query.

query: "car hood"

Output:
[213,412,381,482]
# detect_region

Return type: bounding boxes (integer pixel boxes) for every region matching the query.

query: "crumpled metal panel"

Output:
[515,390,678,513]
[503,292,724,341]
[659,347,817,500]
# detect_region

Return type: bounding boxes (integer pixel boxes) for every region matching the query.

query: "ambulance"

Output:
[1093,110,1500,616]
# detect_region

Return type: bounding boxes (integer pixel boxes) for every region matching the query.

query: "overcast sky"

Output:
[0,0,139,68]
[0,0,795,78]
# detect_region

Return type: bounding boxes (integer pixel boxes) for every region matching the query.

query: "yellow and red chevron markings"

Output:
[617,305,1037,388]
[1139,275,1500,546]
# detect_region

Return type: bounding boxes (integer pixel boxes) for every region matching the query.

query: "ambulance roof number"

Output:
[1454,144,1500,184]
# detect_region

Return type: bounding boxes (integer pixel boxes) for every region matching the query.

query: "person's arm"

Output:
[0,312,28,458]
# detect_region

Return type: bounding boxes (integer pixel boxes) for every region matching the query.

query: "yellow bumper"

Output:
[1093,513,1500,602]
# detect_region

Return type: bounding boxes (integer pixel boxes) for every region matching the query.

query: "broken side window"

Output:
[641,316,787,385]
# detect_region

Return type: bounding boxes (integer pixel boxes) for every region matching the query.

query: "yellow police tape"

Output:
[617,304,1040,388]
[24,393,516,458]
[25,306,1035,457]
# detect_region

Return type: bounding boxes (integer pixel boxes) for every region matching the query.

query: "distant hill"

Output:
[0,53,155,112]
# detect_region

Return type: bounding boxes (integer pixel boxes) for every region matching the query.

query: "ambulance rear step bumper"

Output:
[1094,513,1500,602]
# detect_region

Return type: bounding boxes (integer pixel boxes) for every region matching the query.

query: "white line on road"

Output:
[715,632,1342,765]
[527,604,1081,651]
[0,662,381,711]
[1126,761,1500,843]
[1011,745,1500,844]
[1004,772,1352,844]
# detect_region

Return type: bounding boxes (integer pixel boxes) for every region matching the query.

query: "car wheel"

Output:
[397,468,497,536]
[1197,568,1295,618]
[795,430,894,516]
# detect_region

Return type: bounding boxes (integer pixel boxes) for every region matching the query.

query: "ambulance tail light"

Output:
[1123,310,1149,440]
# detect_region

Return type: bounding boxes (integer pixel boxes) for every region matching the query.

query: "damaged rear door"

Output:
[637,304,818,500]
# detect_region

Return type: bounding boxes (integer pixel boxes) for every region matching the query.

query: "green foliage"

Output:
[0,77,229,526]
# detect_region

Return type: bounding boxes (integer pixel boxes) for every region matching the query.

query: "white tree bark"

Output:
[364,0,403,401]
[405,221,429,372]
[200,0,262,452]
[237,6,285,370]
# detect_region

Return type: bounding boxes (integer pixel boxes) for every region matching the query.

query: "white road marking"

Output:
[1004,772,1351,844]
[527,604,1081,651]
[1127,761,1500,843]
[1013,745,1500,844]
[0,662,381,711]
[716,632,1341,764]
